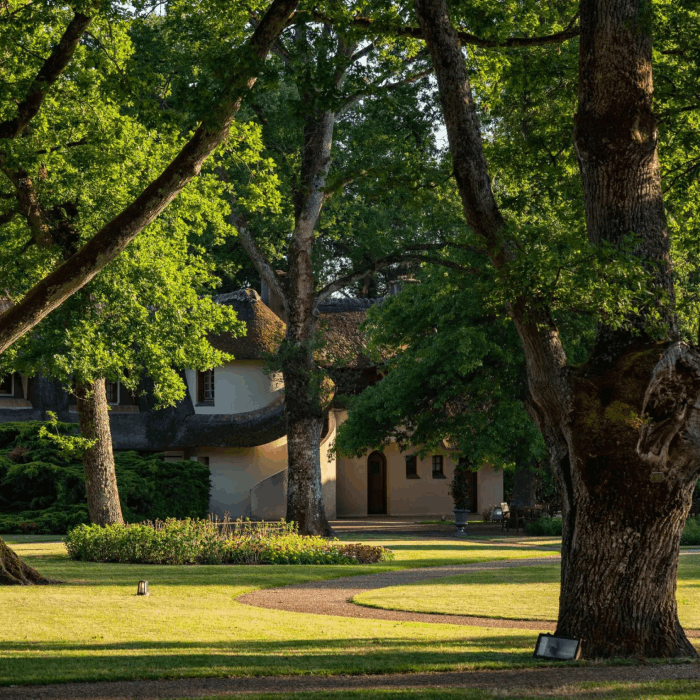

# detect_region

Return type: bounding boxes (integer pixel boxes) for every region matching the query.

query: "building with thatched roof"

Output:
[0,287,503,521]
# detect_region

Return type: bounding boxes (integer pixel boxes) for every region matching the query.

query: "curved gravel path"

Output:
[238,554,700,637]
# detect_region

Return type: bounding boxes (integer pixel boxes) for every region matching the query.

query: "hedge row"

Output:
[65,519,394,565]
[0,421,210,534]
[526,515,700,544]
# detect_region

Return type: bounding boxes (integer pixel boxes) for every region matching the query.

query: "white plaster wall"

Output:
[249,412,338,520]
[185,360,282,415]
[477,465,504,513]
[192,437,289,518]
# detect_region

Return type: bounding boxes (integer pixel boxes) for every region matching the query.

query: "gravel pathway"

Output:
[3,665,700,699]
[238,555,700,637]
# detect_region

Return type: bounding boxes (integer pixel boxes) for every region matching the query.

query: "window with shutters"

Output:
[197,369,215,404]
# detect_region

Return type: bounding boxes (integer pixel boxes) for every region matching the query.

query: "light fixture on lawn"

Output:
[533,633,581,660]
[136,580,149,596]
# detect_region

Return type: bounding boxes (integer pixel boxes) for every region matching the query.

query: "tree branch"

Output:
[349,41,375,63]
[0,0,300,355]
[218,166,288,307]
[34,138,88,155]
[317,251,480,302]
[0,10,96,139]
[338,64,431,115]
[287,10,580,50]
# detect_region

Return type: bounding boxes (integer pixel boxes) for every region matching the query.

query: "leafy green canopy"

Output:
[335,267,547,468]
[338,0,700,466]
[0,421,210,534]
[0,1,293,399]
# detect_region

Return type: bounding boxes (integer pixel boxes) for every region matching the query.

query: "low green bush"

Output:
[682,516,700,546]
[524,516,563,537]
[0,421,210,533]
[65,518,394,565]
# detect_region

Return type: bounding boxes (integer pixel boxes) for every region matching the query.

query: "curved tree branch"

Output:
[0,9,96,139]
[0,0,299,355]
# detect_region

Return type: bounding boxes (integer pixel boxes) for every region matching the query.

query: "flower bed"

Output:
[65,518,394,565]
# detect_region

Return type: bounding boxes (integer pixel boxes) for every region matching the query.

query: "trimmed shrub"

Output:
[65,518,394,566]
[525,516,563,537]
[0,421,210,533]
[682,517,700,546]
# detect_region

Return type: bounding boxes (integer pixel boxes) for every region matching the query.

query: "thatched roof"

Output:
[317,298,383,369]
[209,289,285,360]
[210,291,383,369]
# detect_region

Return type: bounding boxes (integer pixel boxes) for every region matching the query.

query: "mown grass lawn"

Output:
[186,683,700,700]
[354,556,700,628]
[0,535,558,686]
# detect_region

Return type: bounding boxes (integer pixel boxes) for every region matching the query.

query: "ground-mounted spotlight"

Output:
[137,580,149,596]
[533,633,581,660]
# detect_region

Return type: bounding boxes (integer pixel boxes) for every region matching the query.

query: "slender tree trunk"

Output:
[415,0,699,658]
[75,378,124,526]
[283,109,337,537]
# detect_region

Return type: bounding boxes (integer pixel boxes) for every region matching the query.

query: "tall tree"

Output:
[413,0,699,658]
[0,0,298,354]
[3,214,241,526]
[216,7,442,534]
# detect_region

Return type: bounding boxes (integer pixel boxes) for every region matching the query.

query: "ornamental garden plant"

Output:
[65,518,393,566]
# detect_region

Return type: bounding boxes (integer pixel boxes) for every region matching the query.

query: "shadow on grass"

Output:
[0,635,537,653]
[0,635,541,685]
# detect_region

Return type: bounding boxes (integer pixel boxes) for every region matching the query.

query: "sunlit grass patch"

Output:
[0,536,559,685]
[354,555,700,628]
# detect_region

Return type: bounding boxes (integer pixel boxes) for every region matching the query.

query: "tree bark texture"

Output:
[0,538,52,585]
[0,0,298,355]
[75,378,124,526]
[415,0,699,658]
[282,108,337,537]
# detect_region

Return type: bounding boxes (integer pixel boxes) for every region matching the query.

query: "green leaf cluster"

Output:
[0,421,210,533]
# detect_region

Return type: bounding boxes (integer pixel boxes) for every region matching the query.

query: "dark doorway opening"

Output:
[367,451,387,515]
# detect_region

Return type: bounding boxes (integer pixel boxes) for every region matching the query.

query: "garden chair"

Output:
[501,502,524,533]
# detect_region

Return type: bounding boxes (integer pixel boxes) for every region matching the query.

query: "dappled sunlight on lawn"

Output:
[354,555,700,629]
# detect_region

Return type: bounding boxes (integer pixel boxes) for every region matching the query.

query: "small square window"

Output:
[432,455,445,478]
[405,455,419,479]
[197,369,215,403]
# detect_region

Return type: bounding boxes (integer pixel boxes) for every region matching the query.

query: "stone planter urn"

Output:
[453,508,469,532]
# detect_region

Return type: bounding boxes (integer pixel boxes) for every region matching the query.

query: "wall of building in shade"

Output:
[333,412,503,518]
[0,290,503,519]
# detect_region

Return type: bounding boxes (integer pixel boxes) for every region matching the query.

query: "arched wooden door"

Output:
[367,451,387,515]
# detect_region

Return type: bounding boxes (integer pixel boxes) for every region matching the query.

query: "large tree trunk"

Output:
[0,538,51,585]
[556,343,699,657]
[75,378,124,526]
[415,0,699,658]
[283,353,331,536]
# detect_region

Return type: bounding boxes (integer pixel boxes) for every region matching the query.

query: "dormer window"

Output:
[105,380,119,404]
[0,374,12,395]
[197,369,215,404]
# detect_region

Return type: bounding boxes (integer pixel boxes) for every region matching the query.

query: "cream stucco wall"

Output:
[334,410,503,517]
[191,437,288,518]
[202,412,337,521]
[185,361,282,415]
